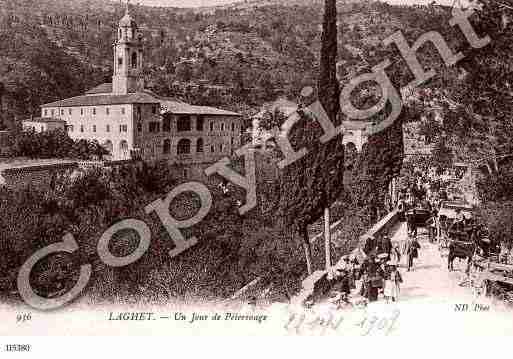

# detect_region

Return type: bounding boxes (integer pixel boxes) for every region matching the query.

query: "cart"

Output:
[473,260,513,303]
[437,200,473,254]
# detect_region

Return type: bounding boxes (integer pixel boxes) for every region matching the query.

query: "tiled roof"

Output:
[42,89,241,116]
[160,99,240,116]
[24,117,66,123]
[41,92,161,108]
[85,83,113,95]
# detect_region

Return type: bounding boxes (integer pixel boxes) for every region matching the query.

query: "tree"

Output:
[431,135,453,169]
[350,116,404,219]
[317,0,342,271]
[421,1,513,172]
[259,107,289,132]
[12,128,107,160]
[0,82,4,129]
[278,0,344,275]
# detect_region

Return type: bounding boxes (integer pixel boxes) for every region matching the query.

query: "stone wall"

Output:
[291,209,401,306]
[1,163,78,189]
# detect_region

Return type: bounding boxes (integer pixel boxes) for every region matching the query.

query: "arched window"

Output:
[131,52,137,68]
[119,29,122,39]
[120,140,128,151]
[177,139,191,154]
[196,138,204,153]
[163,139,171,154]
[119,140,129,159]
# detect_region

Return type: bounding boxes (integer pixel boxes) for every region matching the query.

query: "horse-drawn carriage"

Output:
[406,208,432,227]
[405,205,433,240]
[433,201,480,271]
[437,201,473,251]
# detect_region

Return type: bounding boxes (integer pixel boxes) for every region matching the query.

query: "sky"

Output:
[135,0,464,8]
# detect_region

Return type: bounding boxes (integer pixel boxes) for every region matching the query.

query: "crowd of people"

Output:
[325,170,455,305]
[325,232,418,306]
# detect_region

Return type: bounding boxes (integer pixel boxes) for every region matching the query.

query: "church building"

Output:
[35,5,242,172]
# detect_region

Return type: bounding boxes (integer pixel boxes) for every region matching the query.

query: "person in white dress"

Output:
[384,261,402,303]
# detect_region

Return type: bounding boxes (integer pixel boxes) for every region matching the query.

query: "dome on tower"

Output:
[119,12,137,28]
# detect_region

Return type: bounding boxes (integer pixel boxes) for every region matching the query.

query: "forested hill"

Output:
[0,0,455,129]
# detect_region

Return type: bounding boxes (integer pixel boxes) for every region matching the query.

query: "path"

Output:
[390,222,472,305]
[305,222,513,336]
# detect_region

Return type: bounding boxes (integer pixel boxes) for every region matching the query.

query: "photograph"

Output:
[1,0,513,351]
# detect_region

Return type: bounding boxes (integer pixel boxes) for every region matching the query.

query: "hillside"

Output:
[0,0,458,130]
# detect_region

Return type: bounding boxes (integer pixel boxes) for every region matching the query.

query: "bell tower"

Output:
[112,1,144,94]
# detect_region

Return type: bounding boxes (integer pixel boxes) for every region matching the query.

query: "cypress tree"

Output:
[278,0,344,275]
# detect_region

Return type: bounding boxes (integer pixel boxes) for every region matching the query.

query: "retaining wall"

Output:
[292,209,401,306]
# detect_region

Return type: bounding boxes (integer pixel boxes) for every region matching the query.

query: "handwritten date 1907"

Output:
[284,308,400,336]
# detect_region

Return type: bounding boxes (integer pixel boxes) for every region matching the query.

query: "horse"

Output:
[447,240,475,272]
[447,225,488,272]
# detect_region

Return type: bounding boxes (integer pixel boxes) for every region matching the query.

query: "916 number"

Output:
[16,313,32,323]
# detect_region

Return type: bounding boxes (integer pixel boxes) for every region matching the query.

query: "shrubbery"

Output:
[12,128,108,160]
[475,161,513,248]
[0,130,382,306]
[476,201,513,249]
[1,159,361,305]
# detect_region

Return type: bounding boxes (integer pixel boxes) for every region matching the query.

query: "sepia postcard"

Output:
[1,0,513,354]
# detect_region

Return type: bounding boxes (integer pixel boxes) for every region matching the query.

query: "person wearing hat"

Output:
[397,195,406,222]
[405,235,421,272]
[332,264,351,304]
[390,242,402,265]
[381,235,393,261]
[342,256,357,291]
[359,254,383,302]
[363,235,377,256]
[383,260,403,303]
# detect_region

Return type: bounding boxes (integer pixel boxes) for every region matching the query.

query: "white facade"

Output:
[39,6,241,164]
[41,104,135,160]
[22,119,66,133]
